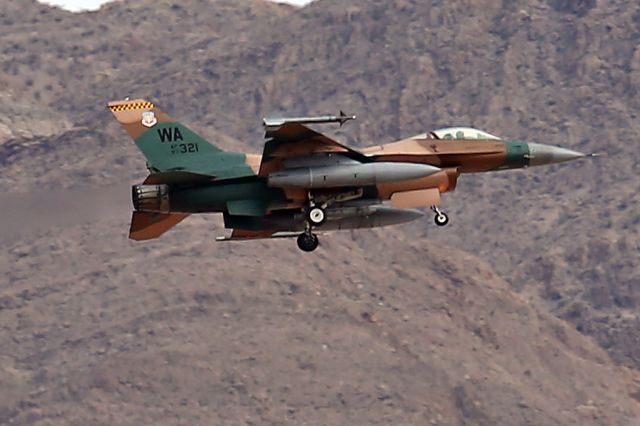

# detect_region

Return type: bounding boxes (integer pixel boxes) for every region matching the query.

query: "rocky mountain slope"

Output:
[1,0,639,424]
[2,218,639,425]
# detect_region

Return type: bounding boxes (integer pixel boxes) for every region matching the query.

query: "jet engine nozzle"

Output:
[132,184,171,213]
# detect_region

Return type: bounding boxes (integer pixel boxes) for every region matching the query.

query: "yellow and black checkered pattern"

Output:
[108,101,155,112]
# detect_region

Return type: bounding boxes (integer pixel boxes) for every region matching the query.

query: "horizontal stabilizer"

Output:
[129,211,189,241]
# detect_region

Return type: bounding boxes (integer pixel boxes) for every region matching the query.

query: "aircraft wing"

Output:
[258,123,369,176]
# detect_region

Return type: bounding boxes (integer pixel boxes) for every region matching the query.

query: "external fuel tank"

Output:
[267,162,441,188]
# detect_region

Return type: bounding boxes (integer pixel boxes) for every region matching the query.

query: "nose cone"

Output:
[527,142,586,166]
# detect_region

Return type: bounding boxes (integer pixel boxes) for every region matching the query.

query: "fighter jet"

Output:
[109,99,590,252]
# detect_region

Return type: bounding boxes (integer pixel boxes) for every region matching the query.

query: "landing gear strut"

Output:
[431,206,449,227]
[298,202,321,252]
[297,194,325,252]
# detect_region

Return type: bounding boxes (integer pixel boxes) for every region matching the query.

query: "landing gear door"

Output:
[390,188,441,209]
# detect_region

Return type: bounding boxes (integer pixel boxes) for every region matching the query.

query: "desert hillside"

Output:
[1,0,639,424]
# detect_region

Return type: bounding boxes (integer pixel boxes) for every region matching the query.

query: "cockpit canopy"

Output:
[430,127,501,140]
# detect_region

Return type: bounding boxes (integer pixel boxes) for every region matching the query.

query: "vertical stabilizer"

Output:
[108,99,252,178]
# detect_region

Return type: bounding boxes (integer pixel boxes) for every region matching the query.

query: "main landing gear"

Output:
[297,198,326,252]
[296,190,362,252]
[431,206,449,227]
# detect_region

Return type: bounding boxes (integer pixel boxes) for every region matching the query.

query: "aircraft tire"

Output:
[434,212,449,227]
[307,206,326,226]
[297,233,319,252]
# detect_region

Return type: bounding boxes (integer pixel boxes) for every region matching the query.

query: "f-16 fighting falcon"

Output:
[108,99,591,252]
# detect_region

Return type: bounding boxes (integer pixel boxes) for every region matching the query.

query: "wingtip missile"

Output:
[338,110,357,126]
[263,111,357,129]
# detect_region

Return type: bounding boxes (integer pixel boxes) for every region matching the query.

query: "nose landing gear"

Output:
[431,206,449,227]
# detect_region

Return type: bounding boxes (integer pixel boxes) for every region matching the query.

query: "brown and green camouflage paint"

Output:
[108,99,531,240]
